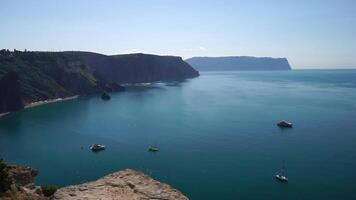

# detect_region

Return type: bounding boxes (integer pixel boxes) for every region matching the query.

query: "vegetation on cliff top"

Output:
[0,49,198,113]
[40,185,57,197]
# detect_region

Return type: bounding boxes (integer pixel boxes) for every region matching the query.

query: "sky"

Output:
[0,0,356,68]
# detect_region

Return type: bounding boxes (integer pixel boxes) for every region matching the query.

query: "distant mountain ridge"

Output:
[186,56,291,71]
[0,50,199,113]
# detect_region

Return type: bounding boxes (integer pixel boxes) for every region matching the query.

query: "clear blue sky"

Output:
[1,0,355,68]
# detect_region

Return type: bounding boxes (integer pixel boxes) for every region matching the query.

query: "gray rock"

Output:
[53,169,188,200]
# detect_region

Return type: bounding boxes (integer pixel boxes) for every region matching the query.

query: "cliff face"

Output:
[79,52,199,83]
[54,169,188,200]
[0,71,24,113]
[0,161,188,200]
[0,50,95,106]
[186,56,292,71]
[0,50,199,113]
[0,164,47,200]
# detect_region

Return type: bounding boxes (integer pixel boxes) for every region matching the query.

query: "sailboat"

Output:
[277,120,293,128]
[90,144,106,151]
[275,161,288,182]
[148,145,159,152]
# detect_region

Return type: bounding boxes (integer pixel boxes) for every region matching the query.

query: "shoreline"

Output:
[0,95,79,119]
[0,112,10,118]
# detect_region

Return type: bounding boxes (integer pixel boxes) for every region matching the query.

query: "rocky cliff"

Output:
[53,169,188,200]
[0,161,188,200]
[0,71,23,113]
[0,163,47,200]
[79,52,199,83]
[186,56,291,71]
[0,50,199,113]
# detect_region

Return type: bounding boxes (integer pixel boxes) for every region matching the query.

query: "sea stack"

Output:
[101,92,111,100]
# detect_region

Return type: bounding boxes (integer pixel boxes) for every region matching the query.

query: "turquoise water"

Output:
[1,70,356,200]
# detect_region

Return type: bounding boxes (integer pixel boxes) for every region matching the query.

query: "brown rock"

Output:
[53,169,188,200]
[6,165,38,187]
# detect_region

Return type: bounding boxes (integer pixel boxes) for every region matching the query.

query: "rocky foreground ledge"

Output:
[0,162,188,200]
[53,169,188,200]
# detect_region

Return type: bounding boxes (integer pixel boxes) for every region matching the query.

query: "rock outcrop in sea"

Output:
[101,92,111,100]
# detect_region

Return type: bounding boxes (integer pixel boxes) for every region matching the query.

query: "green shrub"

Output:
[41,185,57,197]
[0,159,11,194]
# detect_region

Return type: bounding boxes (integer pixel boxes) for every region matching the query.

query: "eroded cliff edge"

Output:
[0,162,188,200]
[53,169,188,200]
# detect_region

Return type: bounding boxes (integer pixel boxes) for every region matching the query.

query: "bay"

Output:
[1,70,356,200]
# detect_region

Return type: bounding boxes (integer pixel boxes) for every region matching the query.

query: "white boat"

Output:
[275,161,288,182]
[148,146,159,152]
[277,120,293,128]
[90,144,106,151]
[275,174,288,182]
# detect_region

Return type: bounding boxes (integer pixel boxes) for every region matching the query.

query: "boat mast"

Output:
[282,160,287,176]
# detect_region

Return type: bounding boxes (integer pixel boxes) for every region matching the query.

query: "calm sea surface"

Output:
[1,70,356,200]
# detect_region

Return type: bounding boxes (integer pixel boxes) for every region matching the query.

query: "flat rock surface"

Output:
[53,169,188,200]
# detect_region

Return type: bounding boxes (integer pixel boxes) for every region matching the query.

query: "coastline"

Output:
[0,95,79,119]
[0,112,10,118]
[25,95,79,109]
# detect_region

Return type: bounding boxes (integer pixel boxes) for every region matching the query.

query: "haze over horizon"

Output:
[1,0,356,69]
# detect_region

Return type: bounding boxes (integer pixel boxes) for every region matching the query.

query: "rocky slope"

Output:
[0,71,23,112]
[186,56,291,71]
[79,52,199,83]
[0,162,188,200]
[53,169,188,200]
[0,163,47,200]
[0,50,199,113]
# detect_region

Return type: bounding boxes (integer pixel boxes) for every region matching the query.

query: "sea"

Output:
[1,69,356,200]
